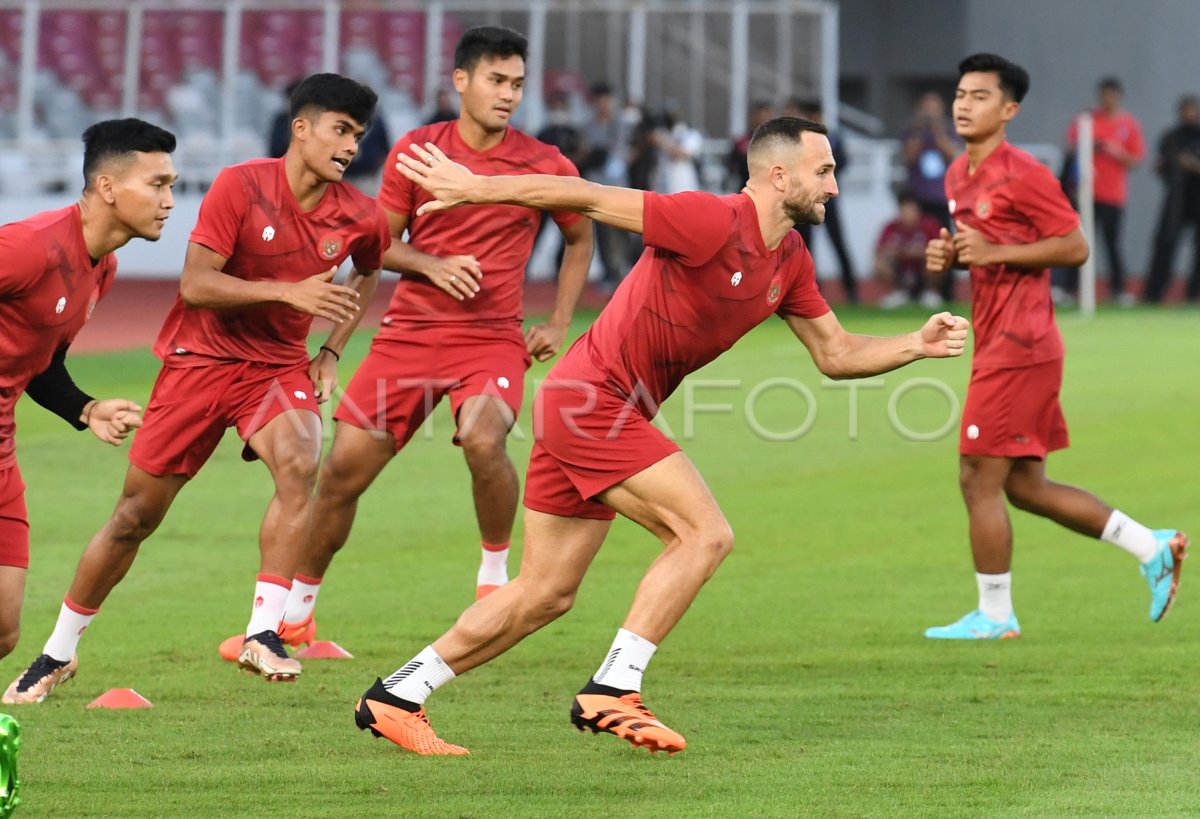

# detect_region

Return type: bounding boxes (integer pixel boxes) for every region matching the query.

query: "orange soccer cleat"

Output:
[218,614,317,661]
[354,678,469,756]
[570,680,687,755]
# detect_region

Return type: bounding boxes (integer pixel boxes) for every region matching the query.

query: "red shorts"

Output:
[129,360,319,479]
[960,358,1069,459]
[523,379,680,520]
[0,464,29,569]
[334,322,530,450]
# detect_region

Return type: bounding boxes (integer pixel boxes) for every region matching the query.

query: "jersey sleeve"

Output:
[548,151,583,230]
[775,239,831,319]
[377,134,417,216]
[0,225,46,297]
[189,167,249,259]
[1014,162,1081,239]
[642,191,733,267]
[350,201,391,271]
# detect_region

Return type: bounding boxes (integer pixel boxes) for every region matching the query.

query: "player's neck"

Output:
[456,117,507,152]
[76,197,129,259]
[745,189,793,250]
[283,152,330,212]
[965,129,1007,174]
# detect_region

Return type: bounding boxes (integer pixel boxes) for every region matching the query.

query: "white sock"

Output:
[282,574,322,623]
[245,574,291,637]
[976,572,1013,622]
[592,628,657,692]
[42,596,98,663]
[477,541,509,588]
[1101,510,1159,563]
[382,645,456,706]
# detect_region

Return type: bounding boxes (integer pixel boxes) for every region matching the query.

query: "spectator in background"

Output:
[902,91,961,302]
[874,189,944,309]
[343,116,391,195]
[1143,94,1200,304]
[726,100,774,190]
[655,106,703,194]
[625,105,659,193]
[537,91,585,166]
[425,88,458,125]
[787,99,859,304]
[1062,77,1145,305]
[267,79,303,158]
[580,82,632,291]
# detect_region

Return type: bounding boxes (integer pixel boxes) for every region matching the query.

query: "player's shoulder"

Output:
[1000,143,1057,185]
[401,120,456,149]
[0,205,74,250]
[218,157,279,189]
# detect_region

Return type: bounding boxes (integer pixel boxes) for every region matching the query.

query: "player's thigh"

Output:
[319,420,397,498]
[597,451,731,547]
[520,508,612,596]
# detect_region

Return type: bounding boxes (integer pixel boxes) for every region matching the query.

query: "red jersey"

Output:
[0,206,116,469]
[877,215,942,270]
[1065,108,1144,206]
[154,158,389,367]
[377,120,581,326]
[945,141,1080,368]
[552,191,830,413]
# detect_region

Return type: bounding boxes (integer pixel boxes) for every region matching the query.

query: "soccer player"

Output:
[3,74,390,703]
[226,25,591,656]
[0,118,176,670]
[351,117,970,755]
[923,54,1188,641]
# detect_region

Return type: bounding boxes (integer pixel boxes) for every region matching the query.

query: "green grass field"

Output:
[3,306,1198,818]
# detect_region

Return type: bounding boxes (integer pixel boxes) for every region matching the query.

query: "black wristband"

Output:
[319,345,341,361]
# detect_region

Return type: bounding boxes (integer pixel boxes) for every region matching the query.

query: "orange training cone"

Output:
[295,640,352,659]
[87,689,153,709]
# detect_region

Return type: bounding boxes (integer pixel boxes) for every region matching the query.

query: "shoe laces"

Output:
[623,693,657,721]
[15,654,67,692]
[253,630,290,660]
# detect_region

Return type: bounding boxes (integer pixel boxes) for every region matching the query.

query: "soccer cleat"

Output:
[354,678,469,756]
[570,680,686,755]
[0,713,19,816]
[237,630,301,681]
[924,609,1021,640]
[1142,529,1189,622]
[2,655,78,705]
[218,614,318,661]
[475,584,501,601]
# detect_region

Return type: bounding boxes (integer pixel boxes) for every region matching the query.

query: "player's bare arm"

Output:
[397,142,645,234]
[952,221,1088,268]
[525,217,593,362]
[179,242,360,322]
[307,263,382,403]
[784,310,970,379]
[382,209,483,301]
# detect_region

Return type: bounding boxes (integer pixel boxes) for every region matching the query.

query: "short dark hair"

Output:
[81,118,176,189]
[1098,76,1123,94]
[589,81,613,99]
[747,116,828,158]
[957,53,1030,103]
[289,73,378,128]
[454,25,528,73]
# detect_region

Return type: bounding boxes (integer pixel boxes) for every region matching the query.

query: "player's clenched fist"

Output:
[285,266,360,322]
[84,398,144,446]
[918,311,971,358]
[925,227,957,274]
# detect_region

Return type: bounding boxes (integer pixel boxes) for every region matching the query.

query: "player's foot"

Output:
[354,677,469,756]
[218,613,318,661]
[475,583,501,601]
[0,713,19,816]
[924,609,1021,640]
[1142,529,1188,622]
[237,630,301,681]
[570,679,686,755]
[2,655,78,704]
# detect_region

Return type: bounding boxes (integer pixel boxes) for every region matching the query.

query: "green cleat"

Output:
[0,712,20,817]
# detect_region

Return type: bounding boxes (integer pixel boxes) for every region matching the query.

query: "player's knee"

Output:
[108,497,162,546]
[522,584,577,627]
[1005,476,1044,512]
[0,627,18,660]
[274,449,320,494]
[687,522,735,569]
[460,429,508,471]
[317,453,372,501]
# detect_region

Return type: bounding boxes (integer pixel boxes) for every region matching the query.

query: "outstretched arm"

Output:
[784,310,970,380]
[395,142,645,234]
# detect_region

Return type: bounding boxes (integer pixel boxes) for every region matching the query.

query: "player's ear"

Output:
[94,172,116,205]
[290,115,309,144]
[452,68,469,95]
[1001,99,1020,124]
